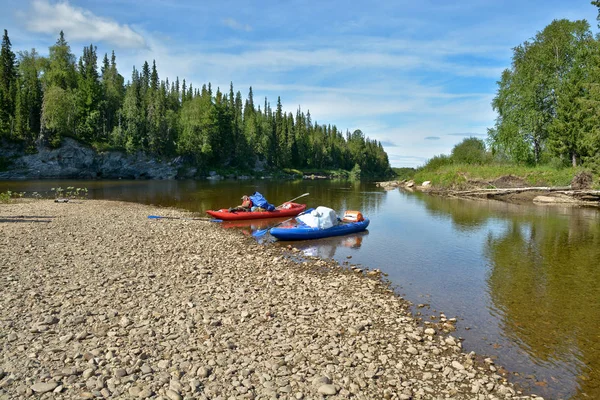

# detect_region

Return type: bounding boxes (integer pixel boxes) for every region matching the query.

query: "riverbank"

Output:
[0,200,535,399]
[378,177,600,207]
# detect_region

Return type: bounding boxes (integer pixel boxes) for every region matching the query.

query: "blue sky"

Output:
[1,0,598,167]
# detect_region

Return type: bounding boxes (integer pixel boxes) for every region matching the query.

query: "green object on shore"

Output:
[148,215,222,222]
[252,207,314,238]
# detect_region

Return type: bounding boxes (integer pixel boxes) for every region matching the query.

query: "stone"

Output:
[197,366,211,378]
[166,389,182,400]
[31,381,58,393]
[317,384,338,395]
[452,361,465,370]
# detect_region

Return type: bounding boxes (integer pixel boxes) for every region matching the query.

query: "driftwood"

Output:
[451,186,572,195]
[443,186,600,206]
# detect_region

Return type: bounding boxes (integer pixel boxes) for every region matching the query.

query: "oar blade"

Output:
[252,228,270,237]
[148,215,162,219]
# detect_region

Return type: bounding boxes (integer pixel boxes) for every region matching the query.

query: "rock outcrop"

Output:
[0,139,181,180]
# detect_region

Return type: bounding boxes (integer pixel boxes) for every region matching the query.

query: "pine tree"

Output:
[76,44,102,142]
[14,49,42,149]
[101,51,125,143]
[0,29,18,137]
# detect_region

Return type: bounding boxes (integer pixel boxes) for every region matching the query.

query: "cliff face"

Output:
[0,138,186,180]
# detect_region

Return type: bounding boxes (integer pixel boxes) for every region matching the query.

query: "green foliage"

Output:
[349,163,361,181]
[14,50,43,149]
[0,31,393,178]
[0,29,18,138]
[421,154,454,171]
[41,86,76,147]
[488,18,599,166]
[0,190,26,203]
[392,167,416,180]
[451,137,489,165]
[282,168,302,177]
[0,191,11,203]
[413,164,585,189]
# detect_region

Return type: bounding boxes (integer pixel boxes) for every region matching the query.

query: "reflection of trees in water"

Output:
[418,191,600,235]
[418,194,501,232]
[484,217,600,399]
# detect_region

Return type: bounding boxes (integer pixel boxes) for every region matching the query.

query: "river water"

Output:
[2,179,599,399]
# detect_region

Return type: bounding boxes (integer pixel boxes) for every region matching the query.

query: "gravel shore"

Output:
[0,200,536,399]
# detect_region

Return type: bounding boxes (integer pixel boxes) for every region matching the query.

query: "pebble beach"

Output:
[0,200,537,399]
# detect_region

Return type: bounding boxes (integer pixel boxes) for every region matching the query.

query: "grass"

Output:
[411,164,597,189]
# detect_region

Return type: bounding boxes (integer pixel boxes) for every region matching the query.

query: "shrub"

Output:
[421,154,453,171]
[451,137,488,165]
[0,191,11,203]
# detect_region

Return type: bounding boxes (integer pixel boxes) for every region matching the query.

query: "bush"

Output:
[421,154,453,171]
[451,137,488,165]
[0,191,11,203]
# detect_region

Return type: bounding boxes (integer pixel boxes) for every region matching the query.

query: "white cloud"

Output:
[25,0,146,49]
[222,18,252,32]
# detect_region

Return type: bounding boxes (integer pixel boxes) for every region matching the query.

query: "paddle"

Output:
[252,207,314,238]
[148,215,222,222]
[276,192,309,208]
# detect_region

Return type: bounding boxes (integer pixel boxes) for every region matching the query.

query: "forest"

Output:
[487,5,600,170]
[408,3,600,189]
[0,30,392,178]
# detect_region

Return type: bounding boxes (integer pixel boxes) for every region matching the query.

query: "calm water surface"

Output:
[2,179,600,399]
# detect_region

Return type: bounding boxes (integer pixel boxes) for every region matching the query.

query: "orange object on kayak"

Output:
[342,210,364,222]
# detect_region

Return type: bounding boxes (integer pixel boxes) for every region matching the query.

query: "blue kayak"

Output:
[269,218,370,241]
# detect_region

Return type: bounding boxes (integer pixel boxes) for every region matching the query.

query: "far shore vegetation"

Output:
[0,30,392,179]
[394,4,600,190]
[394,136,599,190]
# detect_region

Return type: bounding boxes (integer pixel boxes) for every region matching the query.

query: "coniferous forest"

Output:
[0,30,393,177]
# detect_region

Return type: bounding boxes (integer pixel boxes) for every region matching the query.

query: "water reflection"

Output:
[485,214,600,399]
[277,231,369,259]
[219,218,289,237]
[414,193,600,399]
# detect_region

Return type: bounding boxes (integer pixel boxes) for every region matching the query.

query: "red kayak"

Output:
[206,202,307,221]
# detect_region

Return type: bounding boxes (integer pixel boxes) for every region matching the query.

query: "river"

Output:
[1,179,599,399]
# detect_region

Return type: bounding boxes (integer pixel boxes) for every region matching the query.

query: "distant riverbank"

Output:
[0,199,534,399]
[382,166,600,207]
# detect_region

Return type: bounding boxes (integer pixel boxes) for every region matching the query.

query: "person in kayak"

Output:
[229,195,253,212]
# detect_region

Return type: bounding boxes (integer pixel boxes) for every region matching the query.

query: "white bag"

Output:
[297,206,338,229]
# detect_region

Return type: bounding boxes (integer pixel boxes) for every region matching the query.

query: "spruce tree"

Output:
[14,49,42,149]
[0,29,17,137]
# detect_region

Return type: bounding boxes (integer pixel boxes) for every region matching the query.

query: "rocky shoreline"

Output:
[377,179,600,207]
[0,200,536,399]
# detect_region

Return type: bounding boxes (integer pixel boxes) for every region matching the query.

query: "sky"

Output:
[1,0,598,168]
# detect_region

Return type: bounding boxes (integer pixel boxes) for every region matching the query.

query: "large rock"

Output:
[0,138,179,179]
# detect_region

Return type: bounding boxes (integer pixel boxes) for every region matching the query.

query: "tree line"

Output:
[488,3,600,170]
[0,30,392,177]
